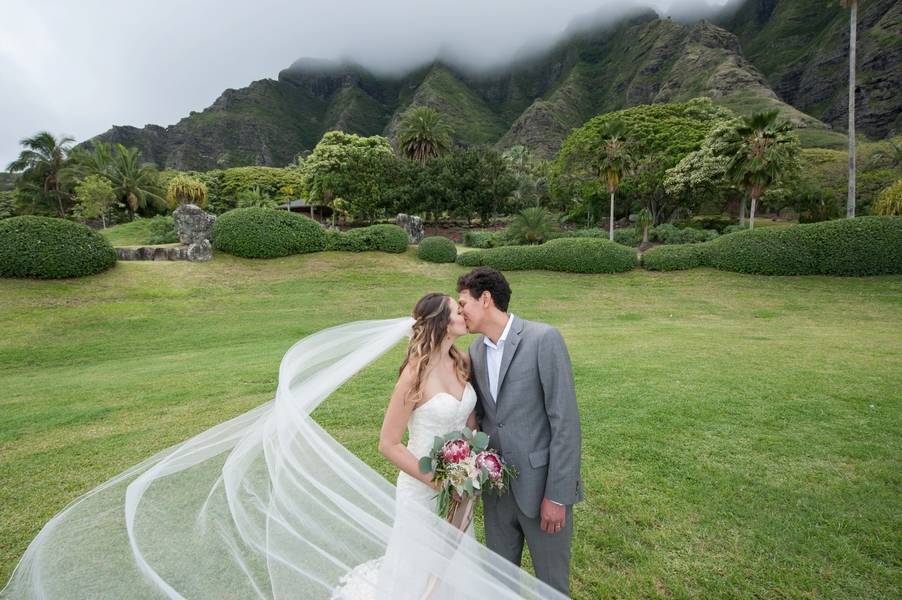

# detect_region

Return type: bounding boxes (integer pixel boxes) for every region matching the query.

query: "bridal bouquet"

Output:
[418,429,517,528]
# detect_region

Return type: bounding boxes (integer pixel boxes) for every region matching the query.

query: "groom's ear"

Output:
[480,290,494,309]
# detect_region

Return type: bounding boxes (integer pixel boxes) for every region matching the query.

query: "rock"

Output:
[187,240,213,262]
[173,204,216,245]
[115,246,187,261]
[396,213,425,244]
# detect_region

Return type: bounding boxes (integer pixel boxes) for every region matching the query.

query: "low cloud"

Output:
[1,0,729,166]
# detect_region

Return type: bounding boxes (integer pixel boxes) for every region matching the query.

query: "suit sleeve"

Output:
[537,327,581,505]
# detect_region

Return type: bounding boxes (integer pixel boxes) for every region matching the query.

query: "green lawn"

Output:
[1,250,900,598]
[97,218,157,246]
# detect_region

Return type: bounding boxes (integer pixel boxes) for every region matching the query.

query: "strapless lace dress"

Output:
[330,382,477,600]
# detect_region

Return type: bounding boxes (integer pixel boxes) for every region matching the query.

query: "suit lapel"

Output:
[473,338,494,415]
[495,315,524,408]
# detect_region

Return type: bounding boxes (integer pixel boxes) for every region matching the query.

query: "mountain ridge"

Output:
[86,1,899,170]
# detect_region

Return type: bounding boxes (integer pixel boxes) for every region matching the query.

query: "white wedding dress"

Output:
[331,382,478,599]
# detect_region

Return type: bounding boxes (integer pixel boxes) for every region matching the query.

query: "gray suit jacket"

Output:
[468,315,583,518]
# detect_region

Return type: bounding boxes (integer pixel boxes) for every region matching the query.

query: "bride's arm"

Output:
[466,410,478,431]
[378,364,440,490]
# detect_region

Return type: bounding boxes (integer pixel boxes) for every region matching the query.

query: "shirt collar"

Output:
[483,313,515,350]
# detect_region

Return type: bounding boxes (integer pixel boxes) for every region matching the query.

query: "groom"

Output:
[457,267,583,596]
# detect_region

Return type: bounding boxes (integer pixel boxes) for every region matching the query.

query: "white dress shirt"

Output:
[483,313,514,403]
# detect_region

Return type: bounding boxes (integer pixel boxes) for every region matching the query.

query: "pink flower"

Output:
[441,439,471,463]
[475,451,503,482]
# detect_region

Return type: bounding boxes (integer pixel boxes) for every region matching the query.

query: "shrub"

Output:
[0,216,117,279]
[463,230,497,248]
[417,236,457,263]
[505,207,558,245]
[455,250,485,267]
[689,215,733,233]
[0,191,16,219]
[325,224,409,253]
[642,243,708,271]
[147,215,178,244]
[651,223,718,244]
[560,228,607,238]
[873,180,902,216]
[613,228,641,247]
[705,216,902,276]
[165,175,208,209]
[455,245,542,270]
[211,208,325,258]
[538,238,638,273]
[455,238,636,273]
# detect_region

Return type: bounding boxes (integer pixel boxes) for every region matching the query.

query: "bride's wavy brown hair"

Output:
[399,292,470,406]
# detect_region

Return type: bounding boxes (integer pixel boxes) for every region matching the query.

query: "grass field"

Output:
[1,249,900,598]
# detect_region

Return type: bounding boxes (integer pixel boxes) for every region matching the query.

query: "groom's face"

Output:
[457,289,487,333]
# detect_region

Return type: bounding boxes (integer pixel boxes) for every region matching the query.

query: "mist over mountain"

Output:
[80,0,900,170]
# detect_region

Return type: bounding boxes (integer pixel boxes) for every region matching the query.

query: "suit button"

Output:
[497,423,503,428]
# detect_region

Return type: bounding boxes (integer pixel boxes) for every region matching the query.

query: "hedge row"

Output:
[642,216,902,276]
[211,209,409,258]
[324,224,409,254]
[456,238,638,273]
[0,216,117,279]
[641,243,707,271]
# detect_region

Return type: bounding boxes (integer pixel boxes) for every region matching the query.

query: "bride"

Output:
[1,293,565,599]
[332,292,477,599]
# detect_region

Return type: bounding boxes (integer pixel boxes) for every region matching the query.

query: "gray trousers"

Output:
[483,491,573,596]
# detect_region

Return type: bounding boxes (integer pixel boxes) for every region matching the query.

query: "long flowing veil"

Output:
[1,317,566,599]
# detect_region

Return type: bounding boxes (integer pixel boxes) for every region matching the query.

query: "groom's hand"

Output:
[540,498,566,534]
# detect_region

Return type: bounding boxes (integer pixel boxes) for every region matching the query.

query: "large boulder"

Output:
[173,204,216,245]
[187,239,213,262]
[396,213,424,244]
[173,204,216,261]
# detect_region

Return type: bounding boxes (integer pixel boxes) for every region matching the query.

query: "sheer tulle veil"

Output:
[1,317,566,599]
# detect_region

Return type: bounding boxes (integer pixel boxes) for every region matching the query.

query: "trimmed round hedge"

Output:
[641,244,707,271]
[456,238,637,273]
[417,236,457,263]
[325,224,410,253]
[705,216,902,276]
[0,216,117,279]
[211,208,326,258]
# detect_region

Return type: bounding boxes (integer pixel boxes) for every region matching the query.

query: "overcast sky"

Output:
[1,0,730,168]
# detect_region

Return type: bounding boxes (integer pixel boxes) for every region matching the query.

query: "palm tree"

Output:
[839,0,858,218]
[106,144,164,221]
[6,131,75,217]
[66,142,114,181]
[397,106,452,163]
[236,186,276,209]
[596,121,634,241]
[635,208,653,247]
[720,110,799,229]
[506,207,557,245]
[870,139,902,170]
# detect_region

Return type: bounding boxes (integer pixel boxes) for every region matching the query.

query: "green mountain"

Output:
[86,2,899,170]
[719,0,901,137]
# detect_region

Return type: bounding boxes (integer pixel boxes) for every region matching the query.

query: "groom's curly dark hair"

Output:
[456,267,511,312]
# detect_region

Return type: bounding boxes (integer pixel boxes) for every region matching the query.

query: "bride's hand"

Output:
[426,476,442,491]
